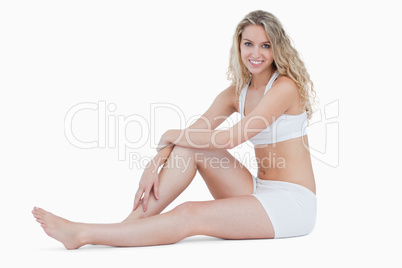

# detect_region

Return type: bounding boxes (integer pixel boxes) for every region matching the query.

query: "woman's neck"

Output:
[249,68,276,89]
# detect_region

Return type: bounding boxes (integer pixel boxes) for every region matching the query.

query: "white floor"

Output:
[3,172,400,268]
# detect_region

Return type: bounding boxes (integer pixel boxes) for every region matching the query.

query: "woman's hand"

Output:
[132,145,175,212]
[133,164,160,212]
[133,130,179,212]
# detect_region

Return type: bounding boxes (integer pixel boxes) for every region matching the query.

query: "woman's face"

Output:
[240,25,274,76]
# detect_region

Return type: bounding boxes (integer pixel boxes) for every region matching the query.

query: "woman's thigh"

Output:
[187,147,254,199]
[181,195,274,239]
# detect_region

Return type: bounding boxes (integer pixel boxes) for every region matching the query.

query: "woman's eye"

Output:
[245,42,252,46]
[263,44,271,48]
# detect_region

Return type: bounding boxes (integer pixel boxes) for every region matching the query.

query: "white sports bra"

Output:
[238,71,307,146]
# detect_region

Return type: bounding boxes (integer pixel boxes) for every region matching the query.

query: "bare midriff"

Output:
[253,135,316,194]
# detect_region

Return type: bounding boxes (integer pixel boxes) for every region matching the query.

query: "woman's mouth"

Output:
[249,59,264,66]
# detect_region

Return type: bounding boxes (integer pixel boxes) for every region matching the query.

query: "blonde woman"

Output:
[33,10,317,249]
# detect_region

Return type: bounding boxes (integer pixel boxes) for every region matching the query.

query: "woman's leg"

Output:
[123,146,198,221]
[123,146,254,221]
[32,194,274,249]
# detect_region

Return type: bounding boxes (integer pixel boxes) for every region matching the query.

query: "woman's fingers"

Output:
[133,188,144,211]
[142,190,150,212]
[153,179,159,200]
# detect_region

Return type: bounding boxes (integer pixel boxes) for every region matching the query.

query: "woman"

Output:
[33,10,317,249]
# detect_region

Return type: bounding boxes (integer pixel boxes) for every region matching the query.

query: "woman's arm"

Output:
[161,78,300,150]
[156,85,238,151]
[147,145,175,173]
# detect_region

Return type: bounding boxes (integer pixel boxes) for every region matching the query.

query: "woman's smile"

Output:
[249,59,264,67]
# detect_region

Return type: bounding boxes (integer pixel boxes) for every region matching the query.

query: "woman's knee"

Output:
[173,201,199,217]
[164,146,196,171]
[172,201,203,235]
[170,146,213,171]
[170,146,202,162]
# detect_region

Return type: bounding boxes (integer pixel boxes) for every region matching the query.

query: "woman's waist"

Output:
[256,169,316,194]
[254,142,314,178]
[253,139,315,193]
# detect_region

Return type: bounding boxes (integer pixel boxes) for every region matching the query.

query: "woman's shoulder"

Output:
[270,74,301,101]
[273,74,299,92]
[272,74,304,113]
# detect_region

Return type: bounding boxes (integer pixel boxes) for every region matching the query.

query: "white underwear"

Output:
[252,176,317,239]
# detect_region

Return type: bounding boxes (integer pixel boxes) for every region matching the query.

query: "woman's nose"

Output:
[252,47,261,58]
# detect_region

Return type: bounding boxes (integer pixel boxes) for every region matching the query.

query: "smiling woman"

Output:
[241,26,274,75]
[33,10,318,249]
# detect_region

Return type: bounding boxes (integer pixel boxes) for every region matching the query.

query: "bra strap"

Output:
[264,70,280,94]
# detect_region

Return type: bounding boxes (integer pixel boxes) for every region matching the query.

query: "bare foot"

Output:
[32,207,85,250]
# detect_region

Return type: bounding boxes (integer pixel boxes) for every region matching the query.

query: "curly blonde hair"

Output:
[227,10,316,119]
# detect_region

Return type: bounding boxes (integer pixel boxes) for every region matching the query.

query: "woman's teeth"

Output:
[250,60,263,65]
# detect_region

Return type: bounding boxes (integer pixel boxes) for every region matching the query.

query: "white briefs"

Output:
[252,176,317,239]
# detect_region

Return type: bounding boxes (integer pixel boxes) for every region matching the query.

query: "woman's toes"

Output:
[35,207,47,215]
[36,218,45,224]
[33,207,41,215]
[37,207,45,212]
[33,210,43,219]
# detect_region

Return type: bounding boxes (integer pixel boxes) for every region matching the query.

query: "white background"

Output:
[1,0,401,267]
